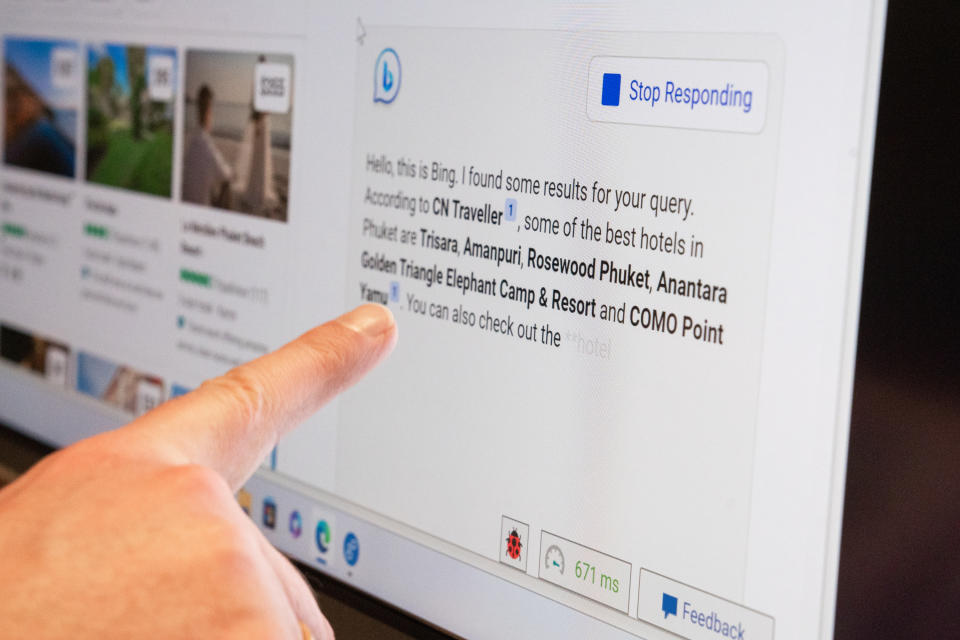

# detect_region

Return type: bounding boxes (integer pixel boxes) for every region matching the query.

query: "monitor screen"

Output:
[0,2,887,639]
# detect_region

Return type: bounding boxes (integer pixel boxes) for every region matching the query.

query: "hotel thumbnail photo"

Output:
[3,37,79,178]
[182,50,294,221]
[86,43,177,197]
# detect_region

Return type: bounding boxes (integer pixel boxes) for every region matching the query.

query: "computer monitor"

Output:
[0,2,893,639]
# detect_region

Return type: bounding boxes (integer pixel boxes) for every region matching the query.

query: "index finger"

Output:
[120,304,397,489]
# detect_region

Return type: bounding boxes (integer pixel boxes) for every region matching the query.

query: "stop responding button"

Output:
[587,56,768,133]
[636,568,775,640]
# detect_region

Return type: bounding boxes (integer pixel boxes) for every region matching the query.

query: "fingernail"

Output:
[338,304,395,338]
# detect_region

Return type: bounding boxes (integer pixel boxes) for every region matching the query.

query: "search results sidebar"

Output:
[587,57,769,133]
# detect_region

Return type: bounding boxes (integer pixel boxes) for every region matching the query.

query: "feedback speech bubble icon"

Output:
[662,593,678,618]
[374,48,401,104]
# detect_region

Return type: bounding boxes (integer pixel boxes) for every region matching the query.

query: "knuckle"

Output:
[165,463,230,498]
[208,528,262,581]
[199,366,267,424]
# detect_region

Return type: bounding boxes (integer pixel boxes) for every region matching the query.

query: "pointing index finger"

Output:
[124,304,397,489]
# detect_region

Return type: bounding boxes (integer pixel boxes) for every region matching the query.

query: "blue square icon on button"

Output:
[601,73,621,106]
[662,593,678,618]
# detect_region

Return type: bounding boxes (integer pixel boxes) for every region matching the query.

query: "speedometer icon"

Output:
[544,544,565,574]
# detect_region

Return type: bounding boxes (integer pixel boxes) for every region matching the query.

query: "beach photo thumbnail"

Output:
[76,350,164,416]
[182,50,294,221]
[86,43,177,197]
[3,37,80,178]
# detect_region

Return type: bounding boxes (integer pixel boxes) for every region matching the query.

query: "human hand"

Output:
[0,304,397,639]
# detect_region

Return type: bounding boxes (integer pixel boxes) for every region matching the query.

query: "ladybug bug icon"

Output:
[505,528,523,560]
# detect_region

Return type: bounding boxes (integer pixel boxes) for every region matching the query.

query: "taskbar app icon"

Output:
[289,509,303,538]
[236,488,252,516]
[343,531,360,567]
[313,511,336,566]
[262,497,277,530]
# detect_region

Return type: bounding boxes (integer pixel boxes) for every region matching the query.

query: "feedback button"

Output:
[587,57,768,133]
[637,569,774,640]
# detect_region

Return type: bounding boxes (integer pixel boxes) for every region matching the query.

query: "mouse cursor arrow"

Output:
[356,17,366,45]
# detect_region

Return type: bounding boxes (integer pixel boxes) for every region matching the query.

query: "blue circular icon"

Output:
[343,532,360,567]
[373,48,401,104]
[315,520,331,554]
[288,510,302,538]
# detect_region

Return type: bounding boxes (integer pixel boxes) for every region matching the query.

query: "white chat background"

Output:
[336,27,783,611]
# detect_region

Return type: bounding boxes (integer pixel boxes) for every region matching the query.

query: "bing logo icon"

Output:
[374,48,401,104]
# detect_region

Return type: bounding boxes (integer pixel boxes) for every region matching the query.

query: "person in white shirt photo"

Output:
[182,84,233,207]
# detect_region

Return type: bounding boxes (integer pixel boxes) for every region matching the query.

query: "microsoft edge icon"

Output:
[601,73,621,106]
[374,48,401,103]
[315,520,331,564]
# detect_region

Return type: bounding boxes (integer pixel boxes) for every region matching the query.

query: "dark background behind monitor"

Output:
[835,0,960,638]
